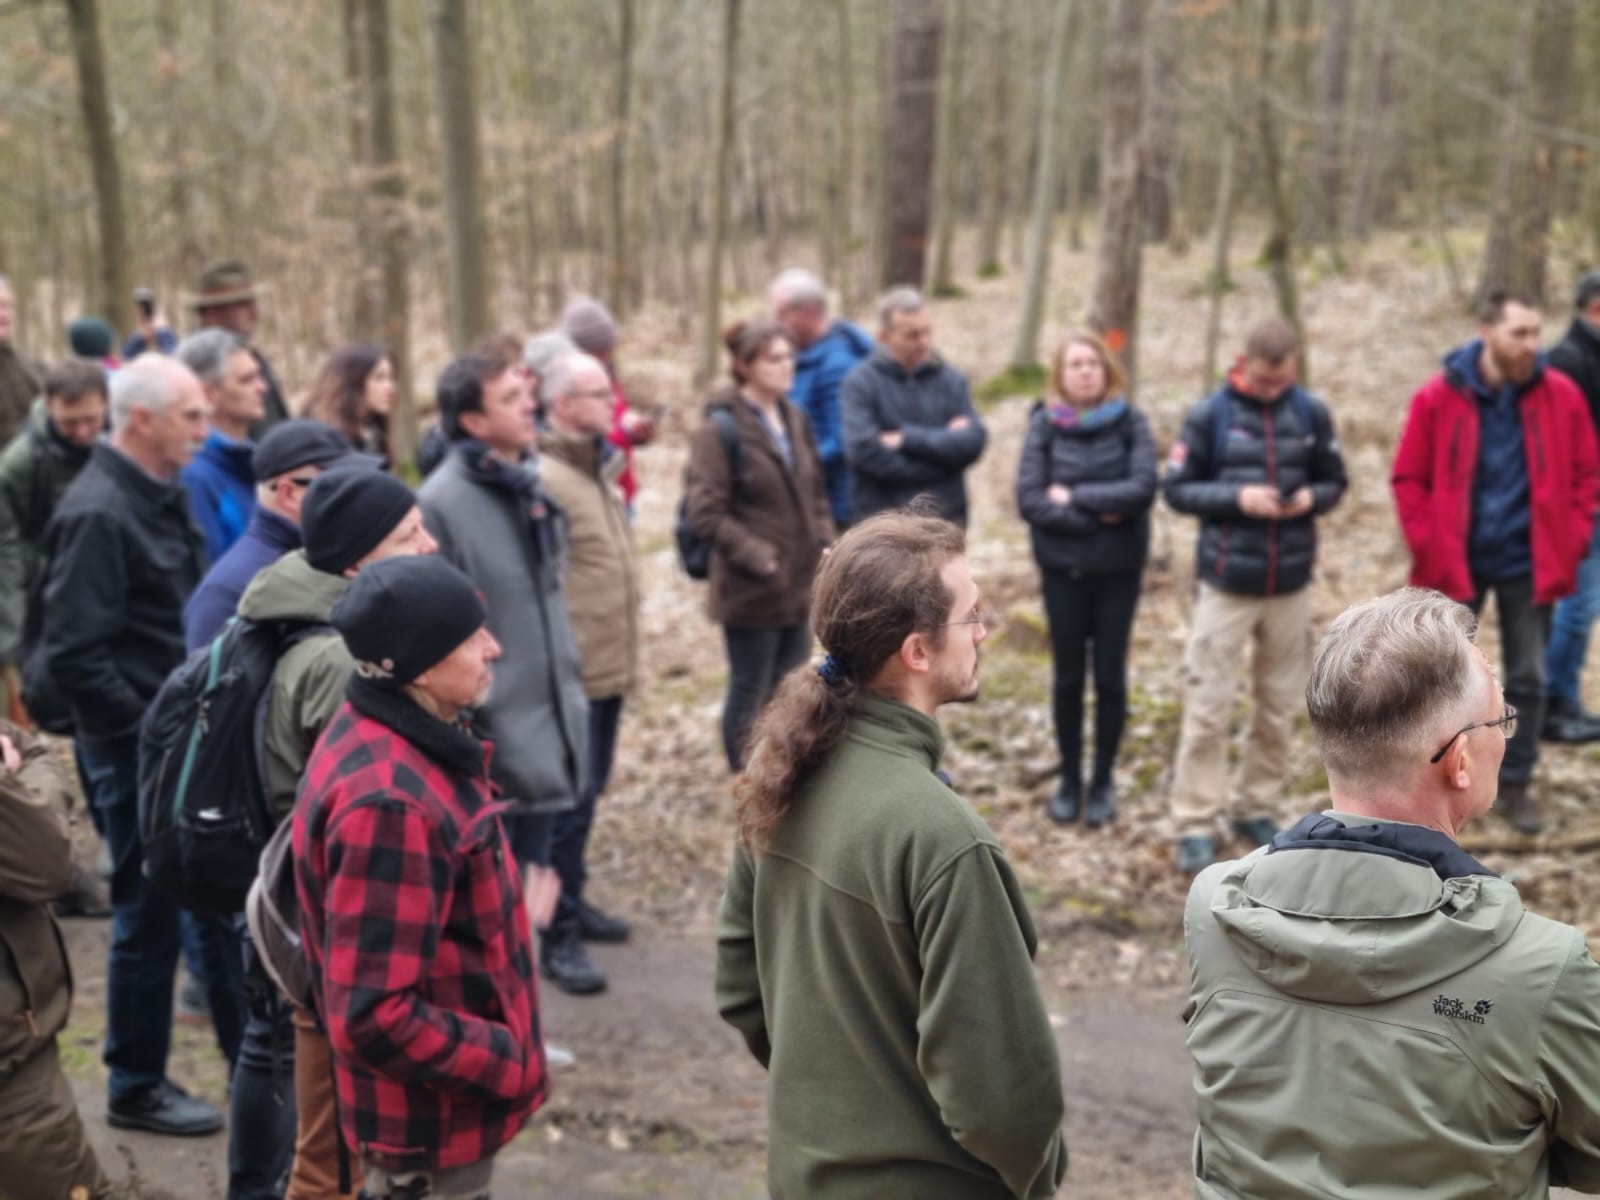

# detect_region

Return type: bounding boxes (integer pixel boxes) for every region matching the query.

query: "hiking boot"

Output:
[107,1079,223,1137]
[574,898,631,944]
[540,927,608,995]
[1083,780,1117,829]
[1176,835,1215,876]
[1542,696,1600,743]
[175,975,211,1027]
[1495,780,1543,836]
[1230,817,1279,848]
[1047,777,1082,825]
[53,866,112,919]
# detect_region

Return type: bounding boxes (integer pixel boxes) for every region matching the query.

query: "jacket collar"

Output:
[244,505,302,554]
[453,437,542,500]
[1268,810,1496,882]
[539,426,603,477]
[93,440,191,512]
[345,674,491,782]
[198,428,257,477]
[869,348,944,382]
[849,692,945,775]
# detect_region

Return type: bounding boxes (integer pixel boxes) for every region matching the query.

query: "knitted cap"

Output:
[331,555,486,684]
[68,316,115,359]
[560,297,617,355]
[300,469,418,574]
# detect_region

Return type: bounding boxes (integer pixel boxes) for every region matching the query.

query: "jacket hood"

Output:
[1442,339,1546,399]
[236,547,348,624]
[800,320,874,366]
[1206,811,1524,1005]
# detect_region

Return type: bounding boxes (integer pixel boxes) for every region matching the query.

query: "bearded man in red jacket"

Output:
[1392,290,1600,835]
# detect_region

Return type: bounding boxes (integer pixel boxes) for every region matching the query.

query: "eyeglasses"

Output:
[942,604,990,630]
[287,476,317,489]
[1429,705,1518,763]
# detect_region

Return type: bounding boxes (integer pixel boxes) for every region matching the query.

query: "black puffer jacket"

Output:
[1016,401,1156,574]
[1162,380,1346,596]
[1548,318,1600,435]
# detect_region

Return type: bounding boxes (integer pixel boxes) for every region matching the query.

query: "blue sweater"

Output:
[1444,341,1538,584]
[792,321,874,523]
[181,430,257,563]
[182,506,301,650]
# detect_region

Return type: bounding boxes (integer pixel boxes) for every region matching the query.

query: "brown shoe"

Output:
[1495,780,1543,836]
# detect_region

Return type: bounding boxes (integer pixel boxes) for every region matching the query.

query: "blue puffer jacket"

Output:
[793,321,874,523]
[181,431,257,563]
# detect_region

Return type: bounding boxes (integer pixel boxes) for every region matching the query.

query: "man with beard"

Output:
[1393,290,1600,835]
[715,510,1067,1200]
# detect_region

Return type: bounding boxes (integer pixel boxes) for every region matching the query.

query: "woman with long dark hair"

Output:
[302,342,395,466]
[1016,331,1156,828]
[685,319,834,771]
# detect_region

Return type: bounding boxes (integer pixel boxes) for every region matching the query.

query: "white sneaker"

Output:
[545,1042,576,1069]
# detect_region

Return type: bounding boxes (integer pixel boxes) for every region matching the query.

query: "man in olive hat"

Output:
[190,259,289,437]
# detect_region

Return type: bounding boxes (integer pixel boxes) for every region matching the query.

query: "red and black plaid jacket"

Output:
[293,676,546,1172]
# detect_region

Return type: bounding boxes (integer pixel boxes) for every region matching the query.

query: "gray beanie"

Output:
[560,297,617,355]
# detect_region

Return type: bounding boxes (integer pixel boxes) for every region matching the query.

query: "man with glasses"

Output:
[1184,587,1600,1197]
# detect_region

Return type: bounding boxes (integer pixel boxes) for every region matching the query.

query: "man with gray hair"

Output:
[36,356,222,1137]
[1183,586,1600,1198]
[839,286,985,527]
[176,327,266,561]
[769,268,874,526]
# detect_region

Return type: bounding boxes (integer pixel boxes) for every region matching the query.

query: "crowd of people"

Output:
[0,249,1596,1198]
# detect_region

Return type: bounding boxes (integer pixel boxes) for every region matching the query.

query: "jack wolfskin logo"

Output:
[1433,994,1493,1024]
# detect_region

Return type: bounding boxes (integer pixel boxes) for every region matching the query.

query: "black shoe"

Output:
[1084,780,1117,829]
[107,1079,223,1137]
[574,898,631,944]
[1047,777,1082,824]
[1495,779,1544,835]
[540,928,608,995]
[1542,696,1600,743]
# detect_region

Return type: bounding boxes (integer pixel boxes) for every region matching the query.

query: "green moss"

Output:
[976,363,1047,406]
[930,282,969,299]
[977,260,1004,279]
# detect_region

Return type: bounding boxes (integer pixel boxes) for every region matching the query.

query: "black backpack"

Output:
[674,407,742,581]
[138,615,330,916]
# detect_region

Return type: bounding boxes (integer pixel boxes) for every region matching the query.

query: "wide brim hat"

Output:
[184,259,268,310]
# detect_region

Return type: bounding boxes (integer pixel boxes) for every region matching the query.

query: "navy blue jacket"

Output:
[792,321,874,523]
[181,430,257,563]
[1444,341,1538,583]
[182,505,301,650]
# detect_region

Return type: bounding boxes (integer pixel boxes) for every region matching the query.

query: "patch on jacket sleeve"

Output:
[1167,442,1188,469]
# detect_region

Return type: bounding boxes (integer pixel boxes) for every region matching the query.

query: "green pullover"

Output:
[715,693,1068,1199]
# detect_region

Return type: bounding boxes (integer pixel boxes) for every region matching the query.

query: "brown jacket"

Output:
[686,388,834,628]
[539,428,639,699]
[0,722,77,1078]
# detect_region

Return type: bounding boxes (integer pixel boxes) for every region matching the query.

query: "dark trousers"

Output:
[721,624,812,771]
[504,811,556,869]
[1470,574,1550,784]
[187,910,246,1067]
[229,923,297,1200]
[1039,567,1142,786]
[551,695,624,931]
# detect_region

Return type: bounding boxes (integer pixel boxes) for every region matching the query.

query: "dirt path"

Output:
[62,918,1194,1198]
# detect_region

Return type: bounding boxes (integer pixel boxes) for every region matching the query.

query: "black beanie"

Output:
[331,555,486,684]
[301,469,418,575]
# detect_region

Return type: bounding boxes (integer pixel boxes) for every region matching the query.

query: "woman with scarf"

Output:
[686,320,834,771]
[1016,331,1156,829]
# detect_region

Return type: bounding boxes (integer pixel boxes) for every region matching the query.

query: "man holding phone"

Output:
[122,288,176,359]
[1162,318,1348,875]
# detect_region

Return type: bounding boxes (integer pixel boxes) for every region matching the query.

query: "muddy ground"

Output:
[54,226,1600,1197]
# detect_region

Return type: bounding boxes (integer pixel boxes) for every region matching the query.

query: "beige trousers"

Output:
[1169,583,1312,837]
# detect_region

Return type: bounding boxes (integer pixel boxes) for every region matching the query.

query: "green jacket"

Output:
[1184,810,1600,1198]
[0,400,91,659]
[235,549,351,822]
[715,694,1067,1199]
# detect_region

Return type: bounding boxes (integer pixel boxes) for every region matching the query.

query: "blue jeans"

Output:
[1545,522,1600,702]
[551,696,624,931]
[78,737,181,1103]
[228,924,296,1200]
[182,911,247,1068]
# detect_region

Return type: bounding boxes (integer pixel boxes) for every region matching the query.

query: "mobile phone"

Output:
[134,287,155,319]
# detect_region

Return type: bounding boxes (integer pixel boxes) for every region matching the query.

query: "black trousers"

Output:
[721,624,811,771]
[1470,574,1550,784]
[1039,567,1143,786]
[550,695,624,931]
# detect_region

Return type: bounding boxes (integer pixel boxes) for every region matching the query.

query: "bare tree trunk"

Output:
[64,0,131,335]
[343,0,379,337]
[362,0,414,469]
[430,0,489,350]
[1201,0,1248,394]
[831,0,857,305]
[155,0,203,284]
[606,0,636,316]
[973,6,1009,277]
[695,0,741,387]
[1088,0,1147,393]
[1010,0,1076,369]
[882,0,942,288]
[1255,0,1309,382]
[1141,0,1180,247]
[928,0,966,295]
[1346,2,1394,240]
[1312,0,1354,250]
[1474,3,1537,307]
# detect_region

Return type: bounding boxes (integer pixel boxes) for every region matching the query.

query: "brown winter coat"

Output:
[686,388,834,629]
[539,427,639,699]
[0,721,77,1079]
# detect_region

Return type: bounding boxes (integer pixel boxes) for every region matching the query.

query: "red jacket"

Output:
[294,677,545,1173]
[1392,364,1599,605]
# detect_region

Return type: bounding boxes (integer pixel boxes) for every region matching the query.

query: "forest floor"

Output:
[58,227,1600,1197]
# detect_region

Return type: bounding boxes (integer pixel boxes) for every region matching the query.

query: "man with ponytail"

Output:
[715,509,1068,1200]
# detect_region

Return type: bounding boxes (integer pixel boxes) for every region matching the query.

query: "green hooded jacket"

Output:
[1184,810,1600,1198]
[235,548,351,821]
[715,693,1068,1199]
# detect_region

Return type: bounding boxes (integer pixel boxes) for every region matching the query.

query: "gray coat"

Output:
[418,451,587,815]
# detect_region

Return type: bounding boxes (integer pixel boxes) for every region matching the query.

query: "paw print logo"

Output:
[1474,999,1494,1016]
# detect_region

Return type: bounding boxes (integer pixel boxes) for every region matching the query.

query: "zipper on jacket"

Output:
[1263,403,1279,596]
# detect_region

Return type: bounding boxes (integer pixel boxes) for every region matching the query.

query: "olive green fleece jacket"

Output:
[234,549,352,821]
[1185,810,1600,1198]
[715,694,1067,1199]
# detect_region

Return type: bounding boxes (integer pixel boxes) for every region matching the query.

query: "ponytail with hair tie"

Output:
[816,654,850,690]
